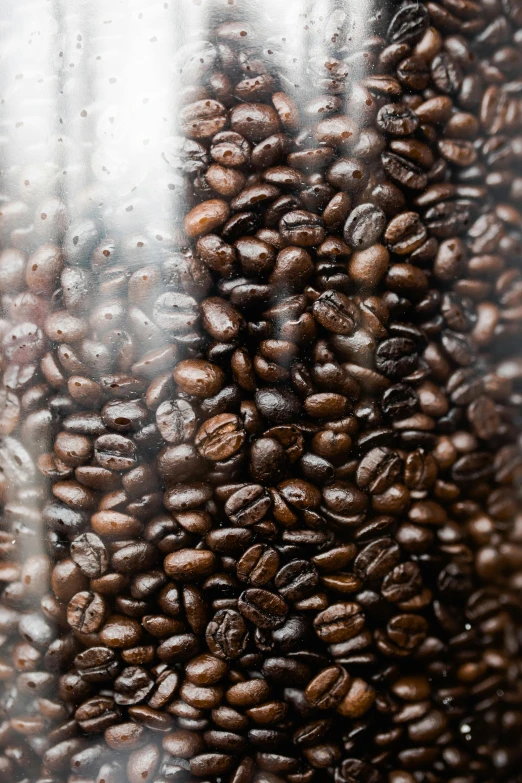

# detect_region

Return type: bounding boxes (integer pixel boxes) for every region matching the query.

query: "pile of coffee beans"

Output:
[1,1,522,781]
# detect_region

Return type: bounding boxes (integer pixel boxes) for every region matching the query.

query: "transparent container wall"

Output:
[1,0,522,782]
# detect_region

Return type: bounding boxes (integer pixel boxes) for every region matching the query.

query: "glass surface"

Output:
[0,1,522,782]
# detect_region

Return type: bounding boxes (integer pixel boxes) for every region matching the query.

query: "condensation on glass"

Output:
[0,0,521,782]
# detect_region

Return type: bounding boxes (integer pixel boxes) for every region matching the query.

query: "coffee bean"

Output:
[387,4,429,44]
[382,152,428,191]
[385,211,427,255]
[67,591,106,633]
[375,337,419,380]
[195,413,246,461]
[377,104,420,136]
[173,359,224,399]
[354,538,401,581]
[164,550,217,581]
[236,544,280,586]
[327,158,368,193]
[181,99,227,139]
[70,533,108,578]
[206,609,249,659]
[314,602,365,643]
[238,588,288,629]
[312,291,359,335]
[304,665,351,709]
[386,613,428,651]
[356,447,403,493]
[94,433,138,471]
[348,244,390,287]
[279,211,325,247]
[184,199,230,239]
[275,560,319,602]
[343,204,387,250]
[431,52,463,95]
[114,666,154,706]
[249,437,287,484]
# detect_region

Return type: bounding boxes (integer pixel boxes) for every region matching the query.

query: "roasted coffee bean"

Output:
[67,590,106,633]
[431,52,463,95]
[114,666,154,705]
[279,211,326,247]
[225,484,271,526]
[94,434,137,471]
[304,665,351,709]
[249,437,287,484]
[377,104,420,136]
[354,538,401,581]
[174,359,224,398]
[70,533,108,578]
[382,152,428,191]
[375,338,419,380]
[313,291,359,335]
[237,544,280,586]
[275,560,319,602]
[314,602,365,643]
[230,103,280,142]
[164,549,216,581]
[238,588,288,629]
[356,448,403,493]
[195,413,246,461]
[343,204,387,250]
[206,609,249,660]
[387,4,430,44]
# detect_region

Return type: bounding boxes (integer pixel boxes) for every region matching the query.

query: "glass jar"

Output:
[0,1,522,782]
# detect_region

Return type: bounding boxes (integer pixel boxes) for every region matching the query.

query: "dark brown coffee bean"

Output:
[105,721,147,750]
[386,613,428,651]
[67,591,106,633]
[206,609,249,660]
[348,244,390,287]
[431,51,463,95]
[238,588,288,629]
[385,211,427,255]
[94,433,137,471]
[70,533,108,578]
[313,602,365,644]
[249,437,287,484]
[326,158,368,193]
[375,337,419,379]
[279,211,325,248]
[164,549,216,581]
[173,359,224,398]
[195,413,246,461]
[237,544,280,586]
[270,246,314,291]
[230,103,280,142]
[114,666,154,706]
[275,560,319,602]
[184,199,230,239]
[356,447,403,493]
[354,538,401,581]
[343,204,387,250]
[377,104,420,136]
[387,3,429,44]
[312,291,359,335]
[304,665,351,709]
[224,484,272,526]
[382,152,428,191]
[441,329,475,366]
